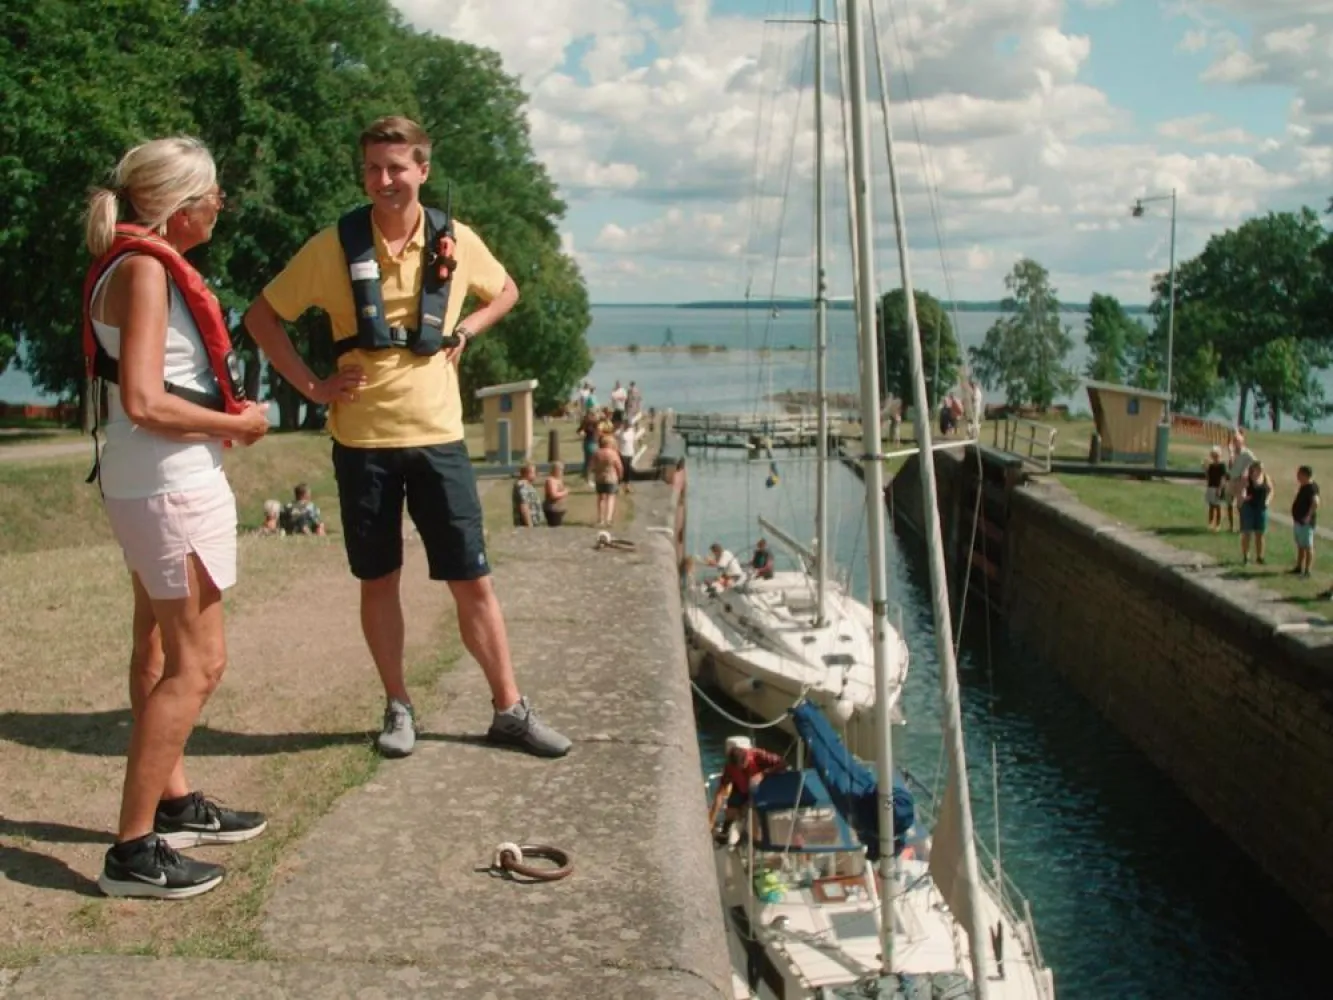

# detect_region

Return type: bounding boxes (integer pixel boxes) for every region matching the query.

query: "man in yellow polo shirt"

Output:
[243,115,570,760]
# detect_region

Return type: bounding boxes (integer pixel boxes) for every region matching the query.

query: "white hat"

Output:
[725,736,752,753]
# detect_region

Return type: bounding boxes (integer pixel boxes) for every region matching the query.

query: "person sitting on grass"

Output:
[1290,465,1320,579]
[258,499,282,536]
[511,462,545,527]
[280,482,325,536]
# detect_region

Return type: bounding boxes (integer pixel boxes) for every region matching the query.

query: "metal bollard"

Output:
[497,419,512,467]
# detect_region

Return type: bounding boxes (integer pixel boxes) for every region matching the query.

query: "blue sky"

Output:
[393,0,1332,304]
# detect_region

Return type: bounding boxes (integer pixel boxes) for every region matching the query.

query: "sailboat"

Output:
[682,0,909,758]
[705,1,1054,997]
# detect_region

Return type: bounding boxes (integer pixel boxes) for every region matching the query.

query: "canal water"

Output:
[586,309,1328,999]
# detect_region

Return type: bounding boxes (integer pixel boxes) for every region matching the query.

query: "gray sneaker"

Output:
[487,696,571,758]
[376,699,416,758]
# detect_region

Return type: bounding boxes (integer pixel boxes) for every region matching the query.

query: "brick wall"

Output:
[1000,476,1333,937]
[886,447,1333,935]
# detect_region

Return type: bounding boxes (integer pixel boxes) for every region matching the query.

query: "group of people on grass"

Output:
[511,461,570,528]
[257,482,325,537]
[82,117,570,902]
[1204,428,1320,578]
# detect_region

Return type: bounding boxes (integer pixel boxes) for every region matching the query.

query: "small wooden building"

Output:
[475,379,539,461]
[1085,380,1170,463]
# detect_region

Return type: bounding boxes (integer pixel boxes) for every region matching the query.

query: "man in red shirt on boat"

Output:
[708,736,787,846]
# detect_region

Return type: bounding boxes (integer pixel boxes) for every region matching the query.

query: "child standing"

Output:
[1291,465,1320,578]
[591,434,624,529]
[1204,447,1228,532]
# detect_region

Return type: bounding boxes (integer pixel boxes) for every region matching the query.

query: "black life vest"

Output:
[333,204,458,361]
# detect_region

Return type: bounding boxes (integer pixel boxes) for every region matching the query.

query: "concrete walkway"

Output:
[0,439,86,463]
[5,481,730,999]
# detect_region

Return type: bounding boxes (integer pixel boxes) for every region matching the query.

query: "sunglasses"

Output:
[186,188,226,209]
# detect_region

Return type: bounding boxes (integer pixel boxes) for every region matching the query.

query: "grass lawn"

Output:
[1057,474,1332,613]
[0,421,605,556]
[862,413,1333,480]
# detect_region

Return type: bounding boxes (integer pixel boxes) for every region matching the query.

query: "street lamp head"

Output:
[1131,201,1146,218]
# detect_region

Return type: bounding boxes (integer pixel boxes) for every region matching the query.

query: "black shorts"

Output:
[332,440,489,582]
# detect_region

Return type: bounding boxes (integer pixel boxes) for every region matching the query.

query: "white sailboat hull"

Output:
[714,842,1054,999]
[684,570,907,756]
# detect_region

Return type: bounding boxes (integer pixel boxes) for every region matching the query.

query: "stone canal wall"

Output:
[890,447,1333,938]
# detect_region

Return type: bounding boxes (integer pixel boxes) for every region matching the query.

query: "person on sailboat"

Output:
[704,542,745,593]
[749,538,775,581]
[708,736,786,846]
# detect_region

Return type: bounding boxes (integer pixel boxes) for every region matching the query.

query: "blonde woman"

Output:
[83,137,281,899]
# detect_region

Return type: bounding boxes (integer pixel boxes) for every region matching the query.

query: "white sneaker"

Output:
[726,821,741,847]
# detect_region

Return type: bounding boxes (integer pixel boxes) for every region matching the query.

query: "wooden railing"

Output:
[993,416,1059,473]
[1172,413,1233,448]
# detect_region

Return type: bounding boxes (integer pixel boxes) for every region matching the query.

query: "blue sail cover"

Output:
[790,701,915,861]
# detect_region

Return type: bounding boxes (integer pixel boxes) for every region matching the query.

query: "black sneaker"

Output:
[154,791,268,849]
[97,835,224,900]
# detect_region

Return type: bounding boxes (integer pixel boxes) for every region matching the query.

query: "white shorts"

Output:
[103,475,237,600]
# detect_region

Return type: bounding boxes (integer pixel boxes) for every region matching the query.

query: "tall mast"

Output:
[813,0,829,627]
[841,0,896,970]
[834,0,863,387]
[865,0,991,992]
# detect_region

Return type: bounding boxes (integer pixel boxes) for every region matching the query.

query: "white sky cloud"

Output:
[393,0,1331,304]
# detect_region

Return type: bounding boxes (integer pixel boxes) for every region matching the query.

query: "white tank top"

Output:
[90,256,224,500]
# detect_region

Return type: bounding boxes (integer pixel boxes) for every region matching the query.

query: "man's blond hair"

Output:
[359,116,432,164]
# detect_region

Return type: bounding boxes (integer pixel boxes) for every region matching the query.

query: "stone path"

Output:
[3,482,729,1000]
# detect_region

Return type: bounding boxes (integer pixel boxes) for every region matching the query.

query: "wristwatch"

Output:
[450,325,473,348]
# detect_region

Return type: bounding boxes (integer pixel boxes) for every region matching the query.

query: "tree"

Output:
[968,258,1077,409]
[0,0,200,415]
[1129,287,1229,417]
[184,0,422,428]
[877,288,961,412]
[0,0,592,427]
[1146,209,1331,429]
[1083,293,1143,384]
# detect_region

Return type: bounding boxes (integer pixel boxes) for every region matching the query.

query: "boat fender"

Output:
[832,694,855,723]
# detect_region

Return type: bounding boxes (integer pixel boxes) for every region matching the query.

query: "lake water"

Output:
[7,302,1330,430]
[586,307,1326,999]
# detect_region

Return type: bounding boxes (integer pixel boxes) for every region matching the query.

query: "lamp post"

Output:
[1131,189,1177,423]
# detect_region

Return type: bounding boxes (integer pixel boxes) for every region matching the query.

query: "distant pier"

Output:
[670,411,852,453]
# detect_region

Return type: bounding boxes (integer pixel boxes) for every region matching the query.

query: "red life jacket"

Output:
[82,224,245,414]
